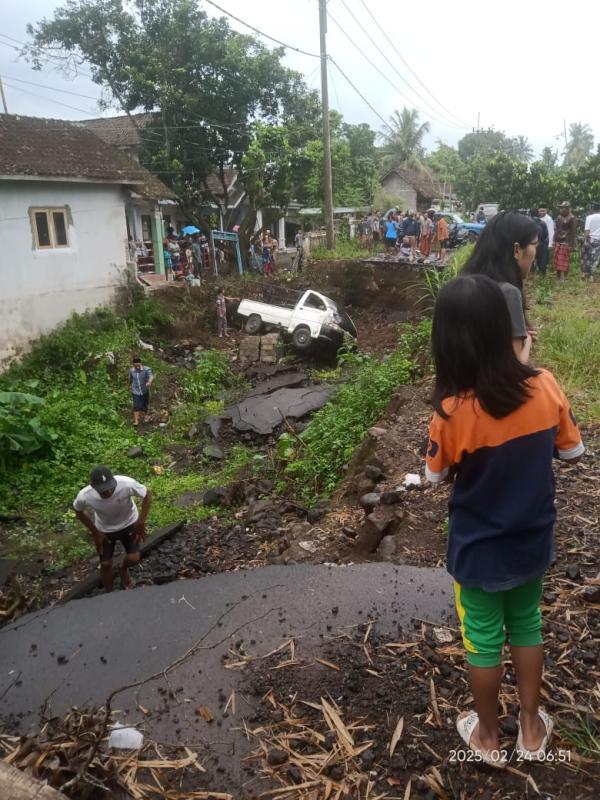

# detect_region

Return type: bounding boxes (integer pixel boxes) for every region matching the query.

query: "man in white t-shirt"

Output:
[73,466,152,592]
[538,208,555,254]
[581,201,600,280]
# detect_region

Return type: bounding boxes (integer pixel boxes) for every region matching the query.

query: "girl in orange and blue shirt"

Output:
[426,274,583,767]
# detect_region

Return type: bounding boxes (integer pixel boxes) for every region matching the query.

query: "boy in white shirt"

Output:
[73,466,152,591]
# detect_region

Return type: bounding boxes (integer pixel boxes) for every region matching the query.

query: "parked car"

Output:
[441,213,485,246]
[237,289,357,350]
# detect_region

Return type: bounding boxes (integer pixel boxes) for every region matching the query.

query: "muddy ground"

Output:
[3,373,600,798]
[2,279,600,798]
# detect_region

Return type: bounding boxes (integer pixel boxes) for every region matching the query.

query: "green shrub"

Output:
[126,298,175,335]
[419,243,473,309]
[310,237,379,261]
[181,350,230,403]
[3,308,127,383]
[282,322,430,501]
[0,391,55,471]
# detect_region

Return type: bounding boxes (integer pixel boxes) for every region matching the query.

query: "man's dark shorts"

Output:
[100,524,140,562]
[132,392,149,412]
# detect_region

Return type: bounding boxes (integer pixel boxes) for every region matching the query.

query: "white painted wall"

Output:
[0,180,130,368]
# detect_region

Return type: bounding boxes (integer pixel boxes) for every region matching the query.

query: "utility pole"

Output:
[563,118,568,153]
[0,76,8,114]
[318,0,334,249]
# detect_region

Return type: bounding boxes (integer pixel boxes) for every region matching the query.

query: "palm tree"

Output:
[379,108,430,172]
[563,123,594,167]
[509,135,534,164]
[540,147,558,170]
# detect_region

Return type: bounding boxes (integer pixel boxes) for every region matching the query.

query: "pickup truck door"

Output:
[290,291,328,335]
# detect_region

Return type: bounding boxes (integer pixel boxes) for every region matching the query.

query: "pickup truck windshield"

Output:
[304,293,327,311]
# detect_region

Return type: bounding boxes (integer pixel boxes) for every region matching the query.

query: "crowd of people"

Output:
[527,201,600,281]
[357,209,451,264]
[161,231,228,284]
[247,229,280,275]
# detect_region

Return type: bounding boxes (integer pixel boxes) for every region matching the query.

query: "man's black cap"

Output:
[90,465,116,494]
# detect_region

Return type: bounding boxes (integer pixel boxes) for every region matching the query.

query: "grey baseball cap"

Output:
[90,465,116,494]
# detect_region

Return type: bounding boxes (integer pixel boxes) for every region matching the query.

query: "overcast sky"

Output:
[1,0,598,158]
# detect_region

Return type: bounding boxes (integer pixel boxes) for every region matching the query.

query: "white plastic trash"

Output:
[403,473,422,488]
[298,540,317,553]
[433,627,454,644]
[109,722,144,750]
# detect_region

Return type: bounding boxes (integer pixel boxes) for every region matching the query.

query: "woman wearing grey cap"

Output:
[73,466,152,591]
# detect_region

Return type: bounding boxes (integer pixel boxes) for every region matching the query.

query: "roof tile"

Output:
[0,114,174,199]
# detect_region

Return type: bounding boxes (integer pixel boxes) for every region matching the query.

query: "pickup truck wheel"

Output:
[292,325,311,349]
[245,314,262,335]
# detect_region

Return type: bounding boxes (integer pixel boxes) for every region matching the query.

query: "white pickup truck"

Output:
[237,289,357,349]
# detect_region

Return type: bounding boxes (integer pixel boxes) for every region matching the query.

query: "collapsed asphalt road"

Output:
[0,563,453,796]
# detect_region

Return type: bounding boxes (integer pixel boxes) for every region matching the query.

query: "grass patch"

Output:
[150,444,254,527]
[559,714,600,758]
[417,243,473,311]
[532,272,600,422]
[310,237,382,261]
[281,321,431,502]
[0,303,245,567]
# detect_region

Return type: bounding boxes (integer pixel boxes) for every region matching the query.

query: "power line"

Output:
[338,0,466,129]
[203,0,320,58]
[358,0,469,127]
[1,73,101,100]
[0,33,94,79]
[1,80,97,115]
[328,56,387,127]
[327,10,464,130]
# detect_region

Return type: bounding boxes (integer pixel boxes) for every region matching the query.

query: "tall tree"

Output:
[508,135,534,164]
[426,142,462,183]
[378,108,430,172]
[24,0,319,233]
[454,152,528,212]
[303,112,376,207]
[457,128,513,160]
[563,122,594,168]
[539,147,559,170]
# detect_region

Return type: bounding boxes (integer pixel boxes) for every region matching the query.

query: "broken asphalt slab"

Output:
[244,370,307,398]
[0,564,452,792]
[223,385,331,434]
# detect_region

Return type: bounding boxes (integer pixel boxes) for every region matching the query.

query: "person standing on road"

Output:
[129,356,153,427]
[434,213,449,264]
[73,466,152,592]
[403,210,419,261]
[384,212,399,252]
[553,201,577,280]
[426,274,584,766]
[476,206,486,224]
[420,209,434,258]
[580,201,600,281]
[371,212,381,246]
[191,236,203,281]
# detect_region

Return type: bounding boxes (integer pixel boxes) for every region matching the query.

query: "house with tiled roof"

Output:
[84,114,298,249]
[0,114,174,368]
